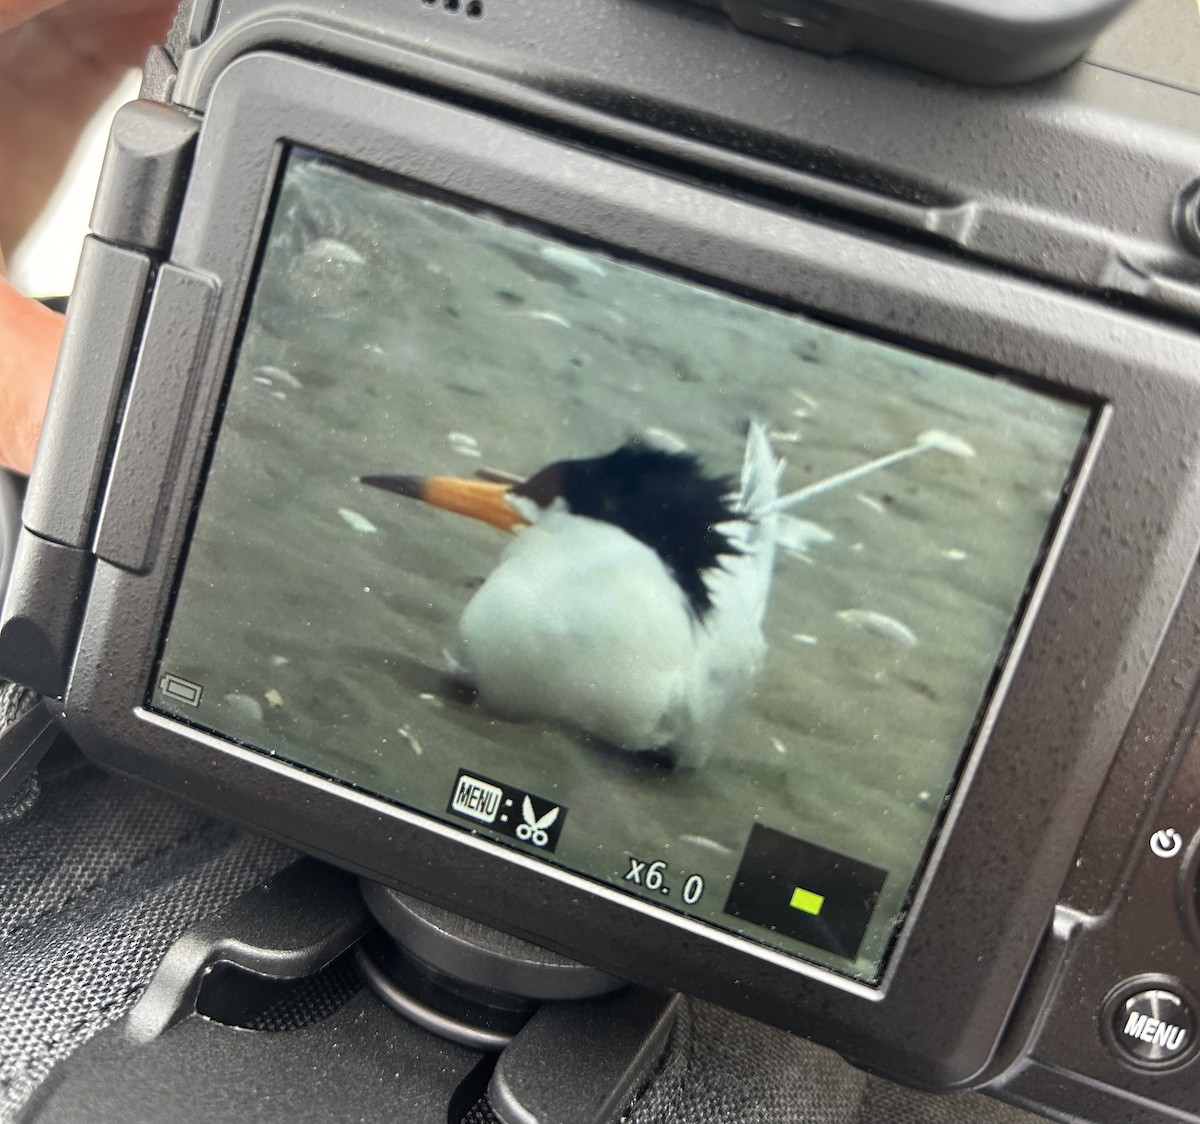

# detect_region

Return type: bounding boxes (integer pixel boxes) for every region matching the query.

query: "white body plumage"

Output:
[456,423,783,768]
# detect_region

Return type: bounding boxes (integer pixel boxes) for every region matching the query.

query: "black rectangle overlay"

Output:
[724,824,888,960]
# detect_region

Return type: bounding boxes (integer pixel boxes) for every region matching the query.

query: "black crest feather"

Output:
[513,442,741,618]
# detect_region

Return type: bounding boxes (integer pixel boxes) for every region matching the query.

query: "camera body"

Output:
[5,2,1200,1120]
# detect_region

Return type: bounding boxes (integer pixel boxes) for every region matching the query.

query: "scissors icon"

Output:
[516,796,560,848]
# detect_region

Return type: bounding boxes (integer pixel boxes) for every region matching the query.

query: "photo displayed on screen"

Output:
[153,150,1092,981]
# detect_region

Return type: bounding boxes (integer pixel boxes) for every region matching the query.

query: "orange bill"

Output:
[361,473,528,532]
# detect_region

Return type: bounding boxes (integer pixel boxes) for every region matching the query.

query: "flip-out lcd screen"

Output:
[152,150,1091,982]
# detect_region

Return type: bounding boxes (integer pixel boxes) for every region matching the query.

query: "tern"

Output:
[362,425,972,767]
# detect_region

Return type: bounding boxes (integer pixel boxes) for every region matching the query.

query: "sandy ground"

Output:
[155,155,1090,980]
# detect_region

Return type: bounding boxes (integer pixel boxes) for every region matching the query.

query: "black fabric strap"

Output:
[0,753,1045,1123]
[0,754,295,1119]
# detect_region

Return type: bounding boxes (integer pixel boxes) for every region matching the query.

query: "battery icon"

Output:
[789,886,825,916]
[159,673,203,707]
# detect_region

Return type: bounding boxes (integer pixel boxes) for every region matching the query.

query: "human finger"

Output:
[0,276,62,474]
[0,0,177,248]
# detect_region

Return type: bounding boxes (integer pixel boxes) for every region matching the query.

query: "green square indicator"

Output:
[724,824,889,960]
[790,887,825,916]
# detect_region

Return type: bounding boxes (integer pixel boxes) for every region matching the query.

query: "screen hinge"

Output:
[93,263,219,575]
[90,100,199,256]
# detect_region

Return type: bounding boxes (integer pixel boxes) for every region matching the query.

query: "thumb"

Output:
[0,276,61,475]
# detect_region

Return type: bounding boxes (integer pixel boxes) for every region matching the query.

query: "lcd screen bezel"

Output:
[147,144,1093,987]
[59,51,1200,1089]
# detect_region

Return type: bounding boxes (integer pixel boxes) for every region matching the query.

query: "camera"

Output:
[4,0,1200,1120]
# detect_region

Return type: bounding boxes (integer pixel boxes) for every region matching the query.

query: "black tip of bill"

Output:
[360,473,425,498]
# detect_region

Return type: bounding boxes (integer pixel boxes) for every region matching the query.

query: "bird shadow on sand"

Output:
[574,737,678,777]
[371,647,679,777]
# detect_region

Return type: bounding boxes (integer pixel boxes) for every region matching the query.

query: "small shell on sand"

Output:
[644,427,688,453]
[776,516,834,553]
[223,693,263,723]
[917,430,976,459]
[539,244,607,277]
[310,237,366,265]
[256,365,304,389]
[836,609,919,648]
[679,834,734,855]
[522,309,571,328]
[397,726,424,755]
[338,508,378,534]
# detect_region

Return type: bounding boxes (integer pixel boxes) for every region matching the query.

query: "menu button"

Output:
[1107,985,1196,1068]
